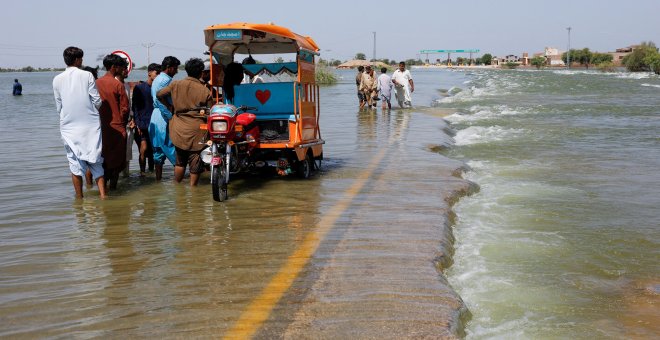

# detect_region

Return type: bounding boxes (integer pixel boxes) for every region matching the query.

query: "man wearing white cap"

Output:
[201,61,219,100]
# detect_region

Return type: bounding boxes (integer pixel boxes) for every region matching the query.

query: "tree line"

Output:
[7,43,660,74]
[0,66,65,72]
[559,41,660,73]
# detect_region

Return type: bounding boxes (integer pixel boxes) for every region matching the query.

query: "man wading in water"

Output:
[391,61,414,108]
[96,54,130,190]
[52,46,107,199]
[157,58,213,186]
[149,56,180,180]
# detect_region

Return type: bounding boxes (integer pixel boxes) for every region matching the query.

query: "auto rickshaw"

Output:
[201,22,324,201]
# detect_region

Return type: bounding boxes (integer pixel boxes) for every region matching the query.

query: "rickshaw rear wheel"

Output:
[296,153,312,179]
[212,165,228,201]
[314,153,323,172]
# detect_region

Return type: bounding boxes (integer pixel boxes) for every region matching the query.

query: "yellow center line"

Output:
[223,147,389,339]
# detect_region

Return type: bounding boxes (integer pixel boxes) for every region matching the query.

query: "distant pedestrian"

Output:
[377,67,392,110]
[149,56,180,180]
[356,66,365,108]
[52,46,106,199]
[391,61,414,108]
[13,79,22,96]
[132,63,161,176]
[96,54,130,190]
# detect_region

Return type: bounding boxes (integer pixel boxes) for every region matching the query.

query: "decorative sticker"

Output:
[215,29,242,40]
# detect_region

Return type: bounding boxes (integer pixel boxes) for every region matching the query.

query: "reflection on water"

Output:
[0,69,473,337]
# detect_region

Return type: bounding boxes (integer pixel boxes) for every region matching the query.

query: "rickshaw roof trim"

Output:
[204,22,320,56]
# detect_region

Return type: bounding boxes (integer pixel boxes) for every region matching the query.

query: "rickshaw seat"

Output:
[232,82,297,121]
[242,62,297,77]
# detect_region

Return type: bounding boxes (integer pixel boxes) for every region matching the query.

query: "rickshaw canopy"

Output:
[204,22,320,56]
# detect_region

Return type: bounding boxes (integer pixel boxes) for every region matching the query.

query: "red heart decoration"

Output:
[255,89,271,104]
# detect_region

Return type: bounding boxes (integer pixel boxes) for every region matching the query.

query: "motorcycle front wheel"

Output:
[211,164,228,202]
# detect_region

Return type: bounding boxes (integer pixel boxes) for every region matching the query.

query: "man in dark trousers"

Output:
[132,63,161,176]
[157,58,213,186]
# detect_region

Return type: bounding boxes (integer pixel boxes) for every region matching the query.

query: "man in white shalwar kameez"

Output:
[53,46,106,199]
[391,61,414,108]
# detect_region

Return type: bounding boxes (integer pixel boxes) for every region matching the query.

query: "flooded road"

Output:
[0,70,472,337]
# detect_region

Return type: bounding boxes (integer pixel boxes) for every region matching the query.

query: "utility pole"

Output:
[566,27,571,69]
[142,42,155,65]
[372,31,376,62]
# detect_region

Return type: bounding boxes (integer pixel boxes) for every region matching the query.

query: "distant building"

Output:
[607,45,639,66]
[493,54,521,65]
[544,47,565,66]
[503,55,520,63]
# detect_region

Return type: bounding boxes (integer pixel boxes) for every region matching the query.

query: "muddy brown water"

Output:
[0,70,471,338]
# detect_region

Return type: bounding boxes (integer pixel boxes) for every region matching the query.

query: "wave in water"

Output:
[454,126,523,145]
[446,105,530,123]
[443,67,660,338]
[552,69,657,80]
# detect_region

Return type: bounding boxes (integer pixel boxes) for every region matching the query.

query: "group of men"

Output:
[53,46,214,199]
[356,61,414,110]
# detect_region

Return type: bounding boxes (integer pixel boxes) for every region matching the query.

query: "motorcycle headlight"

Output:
[211,121,227,132]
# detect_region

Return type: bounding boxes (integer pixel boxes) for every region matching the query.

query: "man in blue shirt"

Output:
[132,63,161,176]
[149,56,179,180]
[13,79,22,96]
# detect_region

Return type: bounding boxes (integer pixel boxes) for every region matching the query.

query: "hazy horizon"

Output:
[1,0,658,68]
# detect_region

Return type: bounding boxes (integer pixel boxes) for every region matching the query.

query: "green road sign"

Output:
[420,49,480,53]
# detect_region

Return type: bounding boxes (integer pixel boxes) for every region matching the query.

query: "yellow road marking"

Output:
[223,147,389,339]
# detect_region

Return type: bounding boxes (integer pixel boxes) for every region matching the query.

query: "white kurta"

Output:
[391,69,413,106]
[53,67,103,163]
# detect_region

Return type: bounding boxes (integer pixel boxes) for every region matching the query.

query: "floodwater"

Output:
[1,68,658,338]
[0,69,471,338]
[439,69,660,338]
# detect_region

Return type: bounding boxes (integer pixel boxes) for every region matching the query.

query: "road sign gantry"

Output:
[419,49,480,66]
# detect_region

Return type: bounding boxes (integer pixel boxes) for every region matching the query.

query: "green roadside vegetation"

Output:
[315,64,337,85]
[530,56,546,69]
[622,41,660,74]
[503,62,519,69]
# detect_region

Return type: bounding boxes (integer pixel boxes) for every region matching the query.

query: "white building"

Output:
[544,47,565,66]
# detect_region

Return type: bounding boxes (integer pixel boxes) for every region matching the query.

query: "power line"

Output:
[142,42,155,65]
[156,43,206,53]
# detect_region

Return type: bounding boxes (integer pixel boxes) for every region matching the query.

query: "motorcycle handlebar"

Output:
[192,105,258,116]
[238,105,258,112]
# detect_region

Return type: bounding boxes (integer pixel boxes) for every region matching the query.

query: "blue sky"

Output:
[1,0,658,68]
